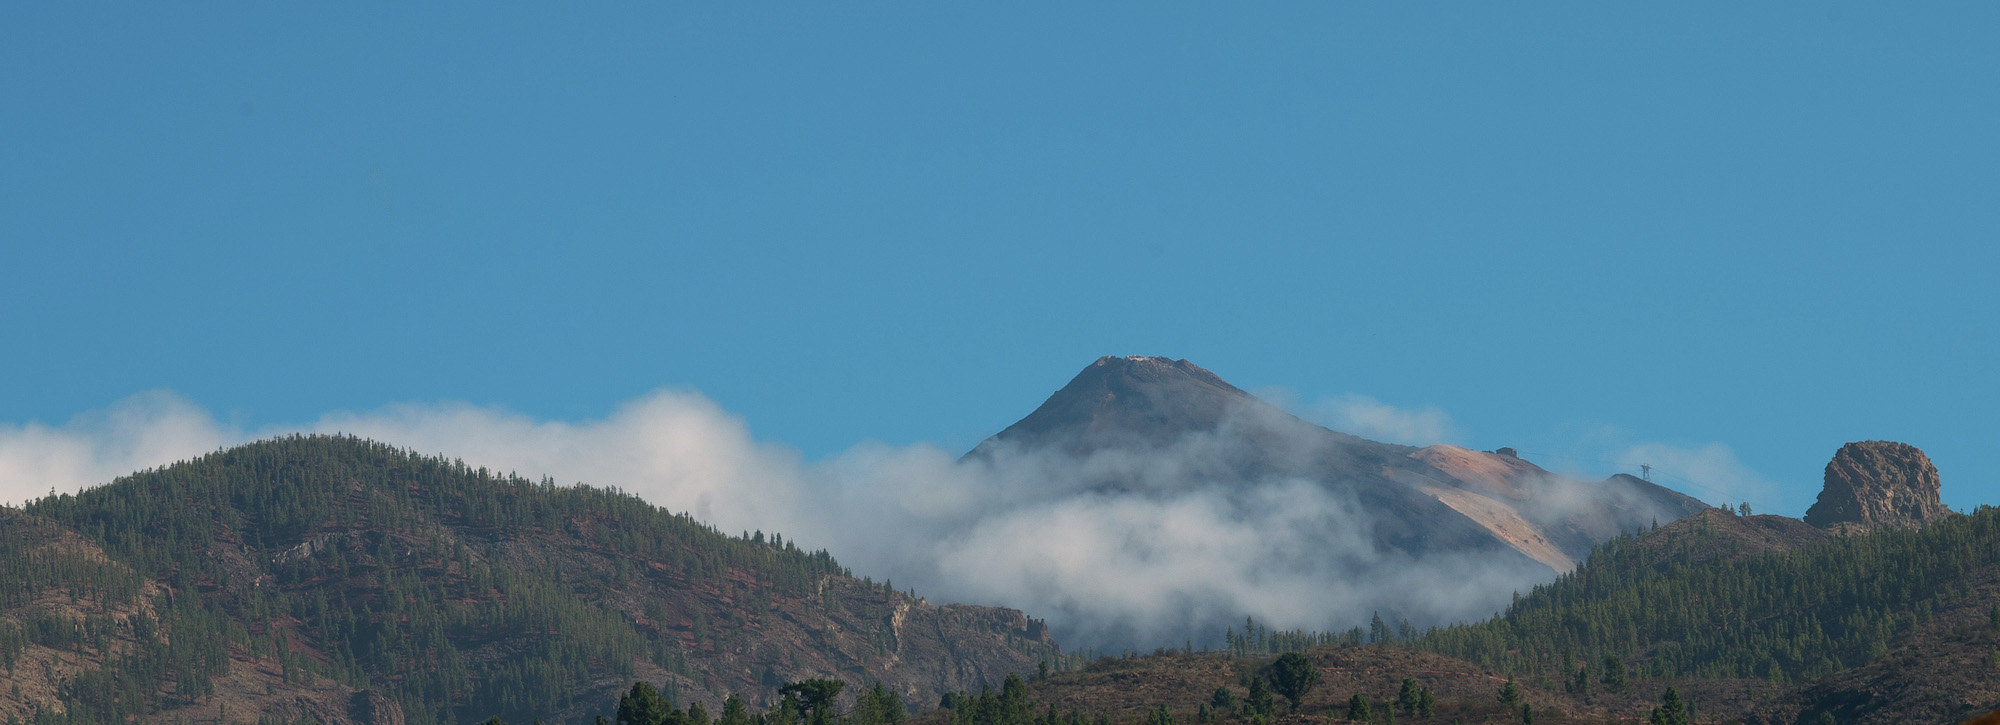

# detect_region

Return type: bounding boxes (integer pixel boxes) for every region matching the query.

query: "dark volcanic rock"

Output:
[1803,441,1951,531]
[967,355,1267,455]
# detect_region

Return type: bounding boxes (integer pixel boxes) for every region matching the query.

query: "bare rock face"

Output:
[1803,441,1951,531]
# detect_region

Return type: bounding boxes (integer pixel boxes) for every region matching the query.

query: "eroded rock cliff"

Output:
[1803,440,1951,531]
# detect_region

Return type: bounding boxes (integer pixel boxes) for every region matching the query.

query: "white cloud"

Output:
[1614,441,1778,511]
[0,389,1570,650]
[308,393,817,541]
[0,391,236,505]
[1302,394,1458,446]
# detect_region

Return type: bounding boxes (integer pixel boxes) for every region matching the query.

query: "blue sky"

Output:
[4,4,1997,516]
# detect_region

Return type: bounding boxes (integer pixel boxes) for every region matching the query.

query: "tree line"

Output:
[1418,505,2000,685]
[5,435,867,725]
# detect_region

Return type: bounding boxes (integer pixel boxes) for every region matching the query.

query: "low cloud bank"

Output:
[0,391,236,504]
[0,389,1717,650]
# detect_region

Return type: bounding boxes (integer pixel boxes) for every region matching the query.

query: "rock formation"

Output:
[1802,440,1951,531]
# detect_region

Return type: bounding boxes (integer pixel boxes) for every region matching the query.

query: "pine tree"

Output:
[1246,676,1275,717]
[853,682,903,725]
[1346,694,1371,722]
[1001,674,1034,725]
[1416,688,1434,718]
[1648,687,1689,725]
[780,680,847,725]
[772,692,802,725]
[1211,686,1237,714]
[1497,678,1520,708]
[1266,653,1322,712]
[720,695,751,725]
[1395,678,1419,715]
[617,682,675,725]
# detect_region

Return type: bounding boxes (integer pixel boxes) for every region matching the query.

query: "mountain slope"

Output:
[1629,507,1832,568]
[971,356,1271,455]
[976,502,2000,724]
[8,435,1058,725]
[1003,643,1764,725]
[1416,504,2000,723]
[968,356,1706,573]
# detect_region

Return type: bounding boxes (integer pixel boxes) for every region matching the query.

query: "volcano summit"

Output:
[967,355,1707,574]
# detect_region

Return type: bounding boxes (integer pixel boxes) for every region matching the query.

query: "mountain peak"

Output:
[1082,355,1241,391]
[969,355,1254,456]
[964,355,1712,588]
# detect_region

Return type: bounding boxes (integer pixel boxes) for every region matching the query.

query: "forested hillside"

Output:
[0,435,1062,725]
[1417,506,2000,683]
[8,433,1997,723]
[926,505,2000,724]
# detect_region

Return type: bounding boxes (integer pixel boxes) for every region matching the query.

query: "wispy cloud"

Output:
[1612,441,1778,511]
[1299,393,1458,446]
[0,389,1688,650]
[0,391,236,505]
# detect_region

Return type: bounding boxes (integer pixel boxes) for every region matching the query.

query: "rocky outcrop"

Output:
[1803,441,1951,531]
